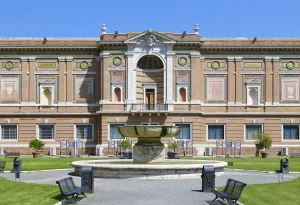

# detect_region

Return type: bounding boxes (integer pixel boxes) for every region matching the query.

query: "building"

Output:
[0,24,299,156]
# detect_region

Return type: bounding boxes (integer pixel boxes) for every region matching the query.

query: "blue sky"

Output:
[0,0,299,37]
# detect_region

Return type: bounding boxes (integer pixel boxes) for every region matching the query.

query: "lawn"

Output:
[188,157,300,172]
[0,177,63,205]
[0,156,116,171]
[238,177,300,205]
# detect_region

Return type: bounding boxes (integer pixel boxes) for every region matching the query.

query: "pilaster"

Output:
[28,57,36,104]
[166,51,175,104]
[95,57,101,102]
[66,57,73,103]
[125,52,135,104]
[199,57,205,103]
[227,57,235,105]
[58,57,66,104]
[190,52,201,104]
[265,57,273,105]
[20,57,29,103]
[273,57,280,104]
[235,57,242,104]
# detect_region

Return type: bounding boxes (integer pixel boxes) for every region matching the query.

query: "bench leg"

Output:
[212,195,219,201]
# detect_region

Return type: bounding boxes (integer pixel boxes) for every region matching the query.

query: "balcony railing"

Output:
[130,104,168,112]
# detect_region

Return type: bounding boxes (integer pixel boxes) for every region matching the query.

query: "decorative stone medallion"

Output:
[5,61,14,70]
[113,57,122,66]
[80,61,89,69]
[211,61,220,70]
[286,61,295,70]
[178,57,187,66]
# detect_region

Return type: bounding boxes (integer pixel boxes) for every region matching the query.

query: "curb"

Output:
[3,168,72,173]
[227,168,300,174]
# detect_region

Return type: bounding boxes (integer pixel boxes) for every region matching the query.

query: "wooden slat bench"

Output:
[4,150,20,158]
[0,161,5,173]
[290,153,300,158]
[211,178,247,205]
[56,177,88,204]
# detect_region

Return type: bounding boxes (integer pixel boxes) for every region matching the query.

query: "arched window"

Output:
[114,87,121,102]
[137,55,163,69]
[179,88,187,102]
[43,88,51,105]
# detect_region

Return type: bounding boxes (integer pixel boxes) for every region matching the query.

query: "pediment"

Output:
[124,29,176,46]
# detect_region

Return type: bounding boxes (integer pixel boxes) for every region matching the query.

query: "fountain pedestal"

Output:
[133,137,165,163]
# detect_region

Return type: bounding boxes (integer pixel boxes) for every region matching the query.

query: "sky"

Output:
[0,0,299,38]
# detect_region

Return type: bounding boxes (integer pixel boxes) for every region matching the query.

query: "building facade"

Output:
[0,25,300,156]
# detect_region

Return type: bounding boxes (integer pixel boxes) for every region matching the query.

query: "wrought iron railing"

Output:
[130,104,168,112]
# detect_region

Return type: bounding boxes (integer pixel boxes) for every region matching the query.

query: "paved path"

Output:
[2,170,300,205]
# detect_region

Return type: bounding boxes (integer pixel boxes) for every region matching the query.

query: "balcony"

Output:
[130,104,169,114]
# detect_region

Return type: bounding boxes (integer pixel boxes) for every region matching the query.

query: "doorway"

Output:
[145,89,155,110]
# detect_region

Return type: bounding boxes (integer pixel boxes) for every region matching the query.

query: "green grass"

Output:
[186,157,300,172]
[238,177,300,205]
[0,156,116,171]
[0,177,63,205]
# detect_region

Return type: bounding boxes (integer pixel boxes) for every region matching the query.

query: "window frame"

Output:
[108,123,126,141]
[282,124,300,141]
[174,123,192,141]
[0,124,18,141]
[206,124,226,141]
[74,124,94,141]
[36,124,56,141]
[244,124,264,141]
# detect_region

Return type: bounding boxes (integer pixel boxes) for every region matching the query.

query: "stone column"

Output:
[166,48,175,110]
[273,57,280,104]
[28,57,36,104]
[190,52,201,104]
[20,57,29,104]
[235,57,243,104]
[100,52,111,103]
[66,57,73,104]
[199,57,205,103]
[58,57,66,104]
[265,57,273,105]
[227,57,235,105]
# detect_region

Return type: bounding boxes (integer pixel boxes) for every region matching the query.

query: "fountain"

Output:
[71,125,227,179]
[117,125,181,163]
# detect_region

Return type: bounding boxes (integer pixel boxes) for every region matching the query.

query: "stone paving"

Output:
[2,169,300,205]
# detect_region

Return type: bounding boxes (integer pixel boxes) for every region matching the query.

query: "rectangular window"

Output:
[175,124,191,140]
[39,125,55,140]
[109,124,125,140]
[245,125,262,140]
[208,125,225,140]
[283,125,299,140]
[76,125,93,140]
[1,125,17,140]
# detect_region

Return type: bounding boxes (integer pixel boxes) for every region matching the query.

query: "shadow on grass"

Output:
[52,194,85,204]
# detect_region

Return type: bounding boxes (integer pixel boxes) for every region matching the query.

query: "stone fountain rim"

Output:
[71,159,228,170]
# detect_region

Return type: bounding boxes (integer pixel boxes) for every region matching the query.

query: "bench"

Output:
[290,153,300,158]
[4,150,20,158]
[56,177,88,204]
[0,161,5,173]
[212,178,247,205]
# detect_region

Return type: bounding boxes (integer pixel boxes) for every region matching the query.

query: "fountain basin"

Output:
[71,159,227,179]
